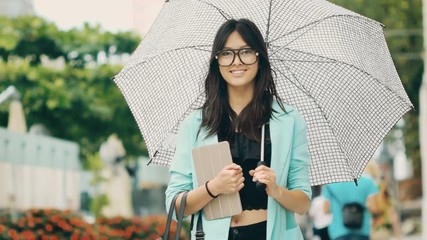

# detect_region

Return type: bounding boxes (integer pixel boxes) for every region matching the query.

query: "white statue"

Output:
[99,134,133,217]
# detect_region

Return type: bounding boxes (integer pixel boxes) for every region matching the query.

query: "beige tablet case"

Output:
[192,141,242,220]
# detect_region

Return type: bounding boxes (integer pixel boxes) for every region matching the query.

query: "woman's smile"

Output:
[230,69,247,76]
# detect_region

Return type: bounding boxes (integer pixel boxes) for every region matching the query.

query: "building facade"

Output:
[0,0,34,17]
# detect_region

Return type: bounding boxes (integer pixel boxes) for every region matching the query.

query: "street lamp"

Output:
[0,86,20,104]
[420,1,427,238]
[0,85,26,133]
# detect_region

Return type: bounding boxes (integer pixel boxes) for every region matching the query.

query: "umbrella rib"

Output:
[150,91,206,165]
[147,44,213,58]
[270,46,413,107]
[268,15,382,57]
[270,58,336,64]
[272,60,356,179]
[265,0,274,45]
[117,44,212,77]
[199,0,231,20]
[268,19,322,57]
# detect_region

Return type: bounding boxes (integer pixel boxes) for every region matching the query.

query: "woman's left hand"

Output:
[249,165,279,197]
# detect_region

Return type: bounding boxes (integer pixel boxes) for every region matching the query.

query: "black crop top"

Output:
[218,124,271,210]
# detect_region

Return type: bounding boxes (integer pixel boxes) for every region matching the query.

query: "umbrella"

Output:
[113,0,413,186]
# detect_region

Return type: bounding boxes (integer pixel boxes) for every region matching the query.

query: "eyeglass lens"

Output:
[217,48,257,66]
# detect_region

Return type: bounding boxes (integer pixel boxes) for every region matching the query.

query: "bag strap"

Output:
[325,186,342,205]
[175,192,188,240]
[195,212,205,239]
[162,192,187,240]
[326,186,364,209]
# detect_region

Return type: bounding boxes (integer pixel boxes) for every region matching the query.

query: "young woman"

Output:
[165,18,312,240]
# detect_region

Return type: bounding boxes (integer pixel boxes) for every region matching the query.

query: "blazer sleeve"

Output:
[287,111,312,200]
[164,113,196,219]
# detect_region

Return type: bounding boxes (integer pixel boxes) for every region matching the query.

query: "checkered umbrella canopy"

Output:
[114,0,413,185]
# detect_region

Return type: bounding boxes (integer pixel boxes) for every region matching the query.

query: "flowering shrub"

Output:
[0,209,166,240]
[95,216,159,239]
[0,209,97,239]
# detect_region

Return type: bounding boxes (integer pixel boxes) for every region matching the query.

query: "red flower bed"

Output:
[95,216,159,239]
[0,209,163,240]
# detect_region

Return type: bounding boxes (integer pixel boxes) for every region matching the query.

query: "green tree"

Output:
[329,0,423,177]
[0,16,146,165]
[0,16,64,63]
[0,16,140,66]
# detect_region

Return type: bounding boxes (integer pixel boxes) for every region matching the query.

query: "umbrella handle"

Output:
[255,161,266,190]
[256,124,267,190]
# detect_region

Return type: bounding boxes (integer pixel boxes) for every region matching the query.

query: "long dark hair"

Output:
[200,18,284,142]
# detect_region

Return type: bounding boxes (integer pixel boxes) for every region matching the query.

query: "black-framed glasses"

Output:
[215,48,259,67]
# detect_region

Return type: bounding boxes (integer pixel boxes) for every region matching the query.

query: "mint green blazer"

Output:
[165,101,312,240]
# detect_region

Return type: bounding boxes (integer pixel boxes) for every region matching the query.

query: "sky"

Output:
[33,0,163,34]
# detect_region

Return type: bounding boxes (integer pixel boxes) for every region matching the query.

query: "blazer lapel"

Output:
[270,109,295,184]
[267,105,295,239]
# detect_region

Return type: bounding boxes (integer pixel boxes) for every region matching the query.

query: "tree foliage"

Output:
[0,16,140,66]
[0,16,146,165]
[330,0,423,177]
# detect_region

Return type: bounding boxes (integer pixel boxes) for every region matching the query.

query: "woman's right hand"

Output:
[209,164,244,195]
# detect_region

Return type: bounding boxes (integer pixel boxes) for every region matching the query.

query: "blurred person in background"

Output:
[370,176,401,240]
[364,160,401,239]
[309,185,332,240]
[322,170,378,240]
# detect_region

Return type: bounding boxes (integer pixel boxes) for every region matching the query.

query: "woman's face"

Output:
[218,31,259,92]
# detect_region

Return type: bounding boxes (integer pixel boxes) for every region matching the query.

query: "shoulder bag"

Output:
[160,192,205,240]
[326,186,365,229]
[159,192,187,240]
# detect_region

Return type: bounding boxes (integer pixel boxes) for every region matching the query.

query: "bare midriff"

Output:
[230,209,267,227]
